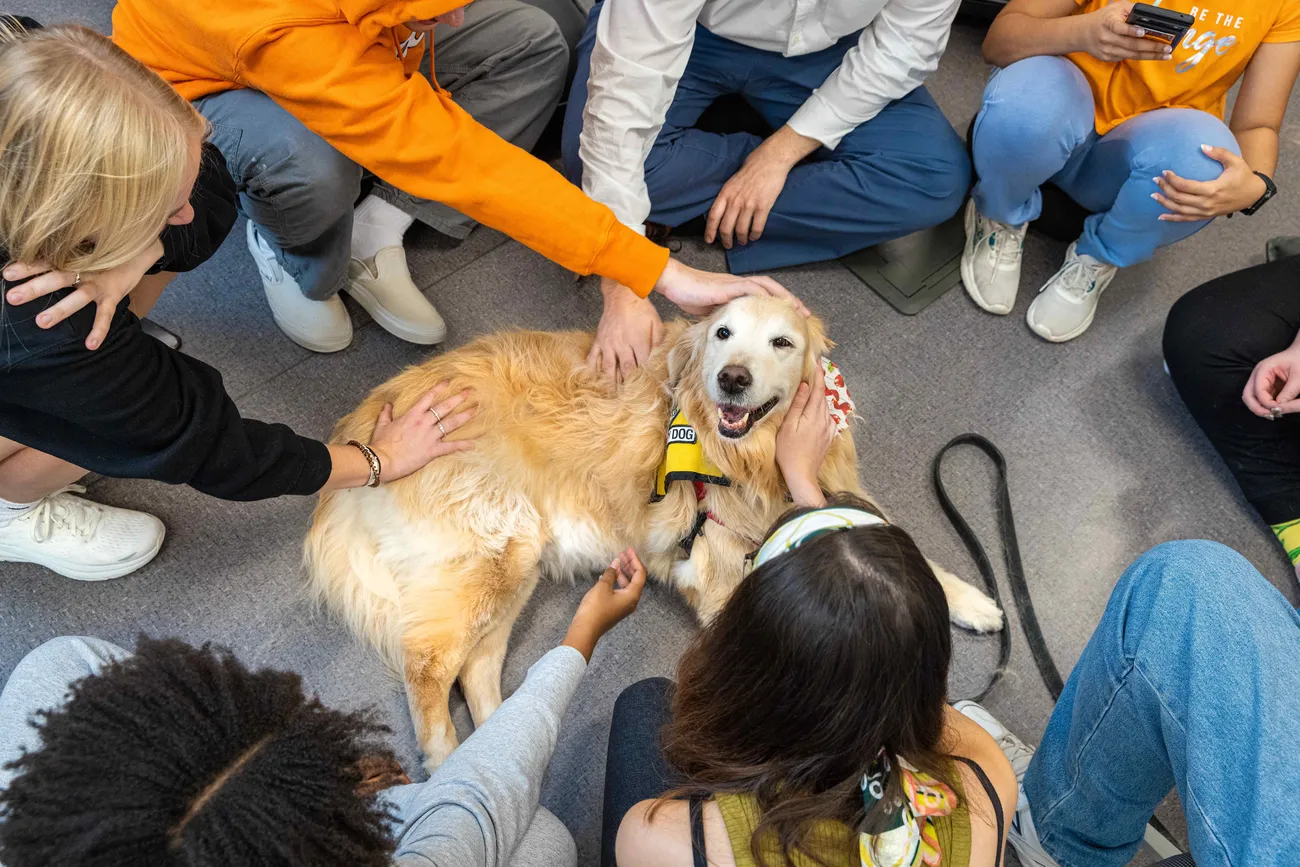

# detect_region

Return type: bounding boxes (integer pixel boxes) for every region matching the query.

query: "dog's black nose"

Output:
[717,365,752,396]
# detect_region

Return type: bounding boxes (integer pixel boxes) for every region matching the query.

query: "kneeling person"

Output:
[962,0,1299,342]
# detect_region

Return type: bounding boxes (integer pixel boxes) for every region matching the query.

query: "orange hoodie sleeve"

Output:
[235,21,668,297]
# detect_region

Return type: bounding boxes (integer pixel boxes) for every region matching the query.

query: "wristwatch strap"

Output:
[1241,171,1277,216]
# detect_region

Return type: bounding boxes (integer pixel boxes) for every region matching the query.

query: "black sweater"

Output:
[0,142,333,501]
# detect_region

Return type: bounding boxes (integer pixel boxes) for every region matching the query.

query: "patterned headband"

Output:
[751,506,888,571]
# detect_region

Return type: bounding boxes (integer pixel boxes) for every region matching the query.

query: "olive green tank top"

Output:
[714,767,972,867]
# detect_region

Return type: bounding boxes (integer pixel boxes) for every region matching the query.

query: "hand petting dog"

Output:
[776,380,836,508]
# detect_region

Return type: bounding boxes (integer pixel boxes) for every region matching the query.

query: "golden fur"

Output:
[305,298,1001,770]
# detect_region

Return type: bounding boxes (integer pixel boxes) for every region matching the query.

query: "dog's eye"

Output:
[715,326,731,340]
[771,337,794,349]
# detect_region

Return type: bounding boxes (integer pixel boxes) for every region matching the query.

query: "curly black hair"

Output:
[0,637,399,867]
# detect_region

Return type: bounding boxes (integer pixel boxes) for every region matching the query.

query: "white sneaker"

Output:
[1026,241,1117,343]
[961,198,1028,315]
[246,221,353,353]
[0,486,165,582]
[345,247,446,345]
[953,701,1062,867]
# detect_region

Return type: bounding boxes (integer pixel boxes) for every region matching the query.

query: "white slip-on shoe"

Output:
[952,701,1062,867]
[345,246,447,345]
[1026,241,1118,343]
[246,221,352,353]
[961,198,1028,315]
[0,486,165,582]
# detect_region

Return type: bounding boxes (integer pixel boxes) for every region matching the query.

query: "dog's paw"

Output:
[928,560,1003,633]
[947,579,1004,633]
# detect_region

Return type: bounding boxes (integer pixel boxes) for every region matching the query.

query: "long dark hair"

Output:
[662,494,954,867]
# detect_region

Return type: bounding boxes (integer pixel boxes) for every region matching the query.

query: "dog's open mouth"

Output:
[716,396,779,438]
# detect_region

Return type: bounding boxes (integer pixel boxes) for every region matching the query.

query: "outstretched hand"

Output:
[563,548,648,660]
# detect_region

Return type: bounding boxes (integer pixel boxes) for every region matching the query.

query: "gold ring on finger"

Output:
[73,272,82,286]
[429,407,442,422]
[437,421,447,437]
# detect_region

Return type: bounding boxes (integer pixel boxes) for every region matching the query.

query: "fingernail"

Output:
[1152,177,1162,184]
[1201,144,1212,153]
[37,313,49,325]
[6,291,20,303]
[2,268,14,279]
[1134,27,1145,36]
[1150,193,1159,200]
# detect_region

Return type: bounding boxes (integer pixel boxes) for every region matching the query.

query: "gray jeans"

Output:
[196,0,570,300]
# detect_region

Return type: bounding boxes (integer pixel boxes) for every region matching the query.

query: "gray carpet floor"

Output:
[6,3,1299,864]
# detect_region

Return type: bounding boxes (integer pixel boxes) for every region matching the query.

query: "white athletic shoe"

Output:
[346,247,447,345]
[246,221,353,353]
[0,486,165,582]
[961,198,1028,315]
[1026,241,1117,343]
[953,701,1062,867]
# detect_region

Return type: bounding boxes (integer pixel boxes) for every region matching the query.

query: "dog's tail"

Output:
[304,490,405,670]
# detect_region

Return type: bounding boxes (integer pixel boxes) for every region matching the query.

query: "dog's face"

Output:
[680,296,827,440]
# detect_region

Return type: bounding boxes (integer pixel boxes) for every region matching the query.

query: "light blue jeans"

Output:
[970,56,1240,267]
[1025,540,1300,867]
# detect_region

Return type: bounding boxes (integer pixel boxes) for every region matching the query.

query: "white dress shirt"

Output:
[578,0,961,233]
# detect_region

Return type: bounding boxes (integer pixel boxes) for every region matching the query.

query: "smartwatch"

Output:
[1241,171,1277,216]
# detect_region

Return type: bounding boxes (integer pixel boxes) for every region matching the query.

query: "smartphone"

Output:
[1125,3,1194,45]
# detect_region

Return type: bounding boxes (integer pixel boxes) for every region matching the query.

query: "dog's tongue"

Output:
[718,405,750,427]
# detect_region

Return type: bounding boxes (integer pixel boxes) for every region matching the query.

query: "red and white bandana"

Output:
[821,357,856,434]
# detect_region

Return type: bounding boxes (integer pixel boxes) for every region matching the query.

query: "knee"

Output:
[976,57,1092,158]
[613,677,673,726]
[1120,540,1263,626]
[1132,112,1238,182]
[250,134,361,247]
[516,807,577,867]
[1162,284,1220,383]
[918,139,972,227]
[511,5,570,95]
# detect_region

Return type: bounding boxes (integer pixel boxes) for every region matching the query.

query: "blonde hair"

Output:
[0,22,206,273]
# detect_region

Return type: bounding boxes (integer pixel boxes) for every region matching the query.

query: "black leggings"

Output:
[601,678,684,867]
[1163,256,1300,525]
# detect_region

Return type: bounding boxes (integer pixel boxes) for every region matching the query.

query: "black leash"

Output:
[932,434,1065,703]
[935,436,1184,851]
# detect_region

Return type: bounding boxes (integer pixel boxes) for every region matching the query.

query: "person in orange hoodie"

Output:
[112,0,799,372]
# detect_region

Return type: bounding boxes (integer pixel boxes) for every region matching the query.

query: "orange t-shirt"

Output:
[1068,0,1300,134]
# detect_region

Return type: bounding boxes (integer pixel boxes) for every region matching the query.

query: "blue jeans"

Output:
[970,56,1239,268]
[561,4,970,274]
[1025,540,1300,867]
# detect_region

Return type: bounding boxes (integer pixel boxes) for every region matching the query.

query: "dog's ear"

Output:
[801,313,833,382]
[667,319,708,391]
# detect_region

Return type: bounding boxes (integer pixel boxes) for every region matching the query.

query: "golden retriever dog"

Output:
[306,297,1002,770]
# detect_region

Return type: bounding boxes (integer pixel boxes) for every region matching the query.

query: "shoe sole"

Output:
[0,528,165,582]
[268,310,353,353]
[960,201,1014,316]
[344,280,447,346]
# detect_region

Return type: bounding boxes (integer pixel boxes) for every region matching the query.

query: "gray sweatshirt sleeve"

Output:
[381,645,588,866]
